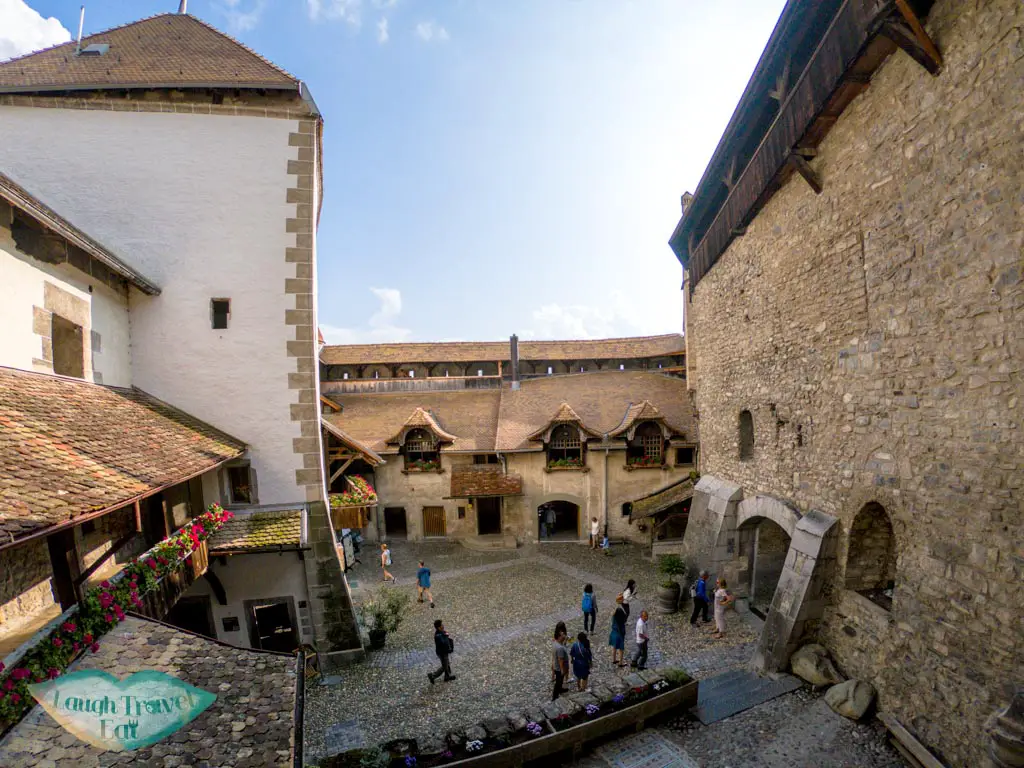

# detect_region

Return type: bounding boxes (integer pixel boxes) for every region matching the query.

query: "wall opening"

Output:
[51,315,85,378]
[475,497,502,535]
[383,507,408,539]
[846,501,896,611]
[737,516,791,619]
[403,428,439,471]
[739,410,754,460]
[627,421,663,466]
[538,500,579,541]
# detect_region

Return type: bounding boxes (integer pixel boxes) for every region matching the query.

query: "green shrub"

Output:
[657,554,687,581]
[661,667,692,685]
[357,586,411,634]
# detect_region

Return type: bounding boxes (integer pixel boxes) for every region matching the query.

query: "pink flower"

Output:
[61,621,76,633]
[11,668,30,681]
[90,643,100,653]
[0,662,6,673]
[3,680,13,691]
[83,633,93,644]
[10,693,20,703]
[105,614,114,623]
[52,637,63,648]
[146,559,157,570]
[100,581,111,589]
[72,642,80,652]
[48,668,60,679]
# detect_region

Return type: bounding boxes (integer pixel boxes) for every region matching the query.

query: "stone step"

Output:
[692,668,803,725]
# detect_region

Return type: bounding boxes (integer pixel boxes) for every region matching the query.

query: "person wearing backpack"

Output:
[570,632,593,691]
[380,543,396,584]
[689,570,711,626]
[581,583,597,632]
[428,619,456,684]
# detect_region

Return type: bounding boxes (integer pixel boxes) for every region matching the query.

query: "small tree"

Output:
[658,554,687,589]
[358,586,411,634]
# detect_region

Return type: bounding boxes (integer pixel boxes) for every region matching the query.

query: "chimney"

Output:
[680,191,694,217]
[510,334,520,391]
[178,0,188,13]
[75,6,85,55]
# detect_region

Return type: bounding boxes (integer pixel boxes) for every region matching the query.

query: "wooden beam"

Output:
[722,156,738,191]
[769,57,791,102]
[882,17,941,76]
[792,147,817,158]
[204,568,228,606]
[73,531,139,587]
[329,457,355,484]
[788,153,822,195]
[877,713,947,768]
[894,0,942,73]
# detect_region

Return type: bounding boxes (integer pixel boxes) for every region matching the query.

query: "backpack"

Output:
[689,580,698,598]
[384,550,392,566]
[582,592,594,613]
[447,635,455,653]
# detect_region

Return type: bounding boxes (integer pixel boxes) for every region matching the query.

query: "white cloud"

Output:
[306,0,361,27]
[371,0,398,8]
[521,291,682,341]
[320,287,412,344]
[0,0,71,62]
[414,20,448,43]
[221,0,266,33]
[376,16,389,44]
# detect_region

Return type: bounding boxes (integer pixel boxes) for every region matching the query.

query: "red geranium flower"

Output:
[52,637,63,647]
[10,693,20,703]
[146,559,157,570]
[12,668,30,681]
[83,633,93,643]
[62,621,76,633]
[48,668,60,679]
[90,643,100,653]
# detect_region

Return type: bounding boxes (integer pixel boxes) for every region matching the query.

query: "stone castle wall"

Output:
[685,1,1022,765]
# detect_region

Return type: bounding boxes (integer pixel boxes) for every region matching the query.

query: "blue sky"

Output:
[5,0,786,344]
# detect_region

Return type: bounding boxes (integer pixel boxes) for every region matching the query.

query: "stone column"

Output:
[985,689,1024,768]
[679,475,743,581]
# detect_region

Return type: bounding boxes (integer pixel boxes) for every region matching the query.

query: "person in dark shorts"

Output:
[428,619,456,684]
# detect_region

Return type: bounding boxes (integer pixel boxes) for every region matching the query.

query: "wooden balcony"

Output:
[135,540,209,621]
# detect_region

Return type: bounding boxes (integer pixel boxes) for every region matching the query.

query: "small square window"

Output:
[676,446,695,465]
[51,315,85,379]
[621,502,632,517]
[458,506,466,519]
[227,463,254,504]
[211,299,230,330]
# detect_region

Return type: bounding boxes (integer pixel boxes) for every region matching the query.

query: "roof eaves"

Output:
[0,172,162,295]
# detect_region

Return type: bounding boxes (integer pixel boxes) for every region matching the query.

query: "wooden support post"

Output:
[134,500,142,532]
[329,457,355,484]
[788,153,823,195]
[894,0,942,72]
[73,531,139,587]
[722,156,738,191]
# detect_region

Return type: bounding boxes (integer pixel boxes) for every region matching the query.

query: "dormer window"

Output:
[627,421,663,467]
[404,428,439,471]
[547,424,583,468]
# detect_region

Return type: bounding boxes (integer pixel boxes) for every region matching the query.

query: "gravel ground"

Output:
[658,686,908,768]
[304,541,760,766]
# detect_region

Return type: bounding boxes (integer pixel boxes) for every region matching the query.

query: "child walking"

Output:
[570,632,593,691]
[581,584,597,632]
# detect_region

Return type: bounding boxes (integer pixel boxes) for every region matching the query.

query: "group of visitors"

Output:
[689,569,734,638]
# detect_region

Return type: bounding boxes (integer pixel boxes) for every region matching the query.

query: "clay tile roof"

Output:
[320,333,685,366]
[208,509,303,553]
[0,13,299,93]
[0,616,297,767]
[631,478,695,519]
[448,466,523,498]
[0,171,160,295]
[387,407,458,445]
[496,371,696,451]
[607,399,686,439]
[0,367,245,547]
[321,420,385,466]
[526,402,603,441]
[323,390,500,454]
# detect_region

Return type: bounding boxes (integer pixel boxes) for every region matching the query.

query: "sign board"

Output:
[28,670,216,752]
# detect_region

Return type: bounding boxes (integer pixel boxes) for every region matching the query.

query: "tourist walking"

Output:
[712,578,734,639]
[589,517,600,549]
[570,632,593,691]
[552,626,570,699]
[380,543,396,583]
[581,583,597,632]
[631,610,649,670]
[609,594,628,667]
[416,560,434,607]
[545,505,556,538]
[428,619,456,684]
[621,579,637,620]
[689,570,711,626]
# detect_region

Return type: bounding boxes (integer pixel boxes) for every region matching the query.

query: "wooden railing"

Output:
[135,540,209,621]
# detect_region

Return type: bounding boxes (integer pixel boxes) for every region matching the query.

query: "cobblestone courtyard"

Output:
[304,541,908,767]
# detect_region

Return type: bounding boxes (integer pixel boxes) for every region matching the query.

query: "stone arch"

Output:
[735,495,801,537]
[536,492,586,508]
[397,364,430,379]
[845,501,897,608]
[466,361,499,377]
[364,364,392,380]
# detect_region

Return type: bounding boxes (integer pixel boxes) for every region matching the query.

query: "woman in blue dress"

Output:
[570,632,593,691]
[608,593,627,667]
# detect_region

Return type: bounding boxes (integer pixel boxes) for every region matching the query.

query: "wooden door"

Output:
[476,497,501,535]
[422,506,446,538]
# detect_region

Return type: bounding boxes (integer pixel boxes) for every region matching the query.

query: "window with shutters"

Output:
[627,422,663,467]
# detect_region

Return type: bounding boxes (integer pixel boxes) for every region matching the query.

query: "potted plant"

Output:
[358,586,410,649]
[656,554,687,614]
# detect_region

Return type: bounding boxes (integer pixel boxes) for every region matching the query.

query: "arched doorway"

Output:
[737,516,792,619]
[538,500,579,541]
[846,502,896,610]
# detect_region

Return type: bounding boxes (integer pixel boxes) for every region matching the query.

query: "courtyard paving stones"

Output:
[305,541,759,765]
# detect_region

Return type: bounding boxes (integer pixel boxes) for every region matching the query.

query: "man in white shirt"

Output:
[590,517,600,549]
[631,610,649,670]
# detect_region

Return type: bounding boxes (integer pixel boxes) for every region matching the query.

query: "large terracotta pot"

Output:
[656,582,681,614]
